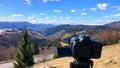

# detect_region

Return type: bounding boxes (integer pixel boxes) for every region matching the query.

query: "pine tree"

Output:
[14,28,34,68]
[31,42,39,55]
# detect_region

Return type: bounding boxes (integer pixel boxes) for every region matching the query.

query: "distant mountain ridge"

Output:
[105,21,120,29]
[0,22,55,31]
[42,20,120,35]
[0,21,120,33]
[44,24,110,35]
[0,21,120,37]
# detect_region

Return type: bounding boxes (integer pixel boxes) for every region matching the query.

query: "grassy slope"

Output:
[33,43,120,68]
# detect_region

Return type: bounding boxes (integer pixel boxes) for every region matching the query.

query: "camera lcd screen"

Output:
[56,47,73,57]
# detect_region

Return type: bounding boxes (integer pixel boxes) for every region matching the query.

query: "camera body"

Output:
[57,34,102,59]
[70,35,102,59]
[56,34,102,68]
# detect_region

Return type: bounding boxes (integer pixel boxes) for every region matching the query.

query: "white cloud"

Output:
[70,9,76,13]
[91,20,112,25]
[25,0,32,6]
[27,16,43,24]
[93,20,103,23]
[0,14,25,22]
[97,3,108,10]
[114,13,120,17]
[82,8,86,11]
[53,10,61,12]
[54,20,77,25]
[46,20,56,24]
[40,13,45,15]
[90,8,97,12]
[113,6,120,10]
[53,16,57,19]
[27,14,37,21]
[45,16,50,19]
[0,17,7,21]
[42,0,61,3]
[51,0,61,2]
[66,17,70,20]
[28,16,36,20]
[28,16,36,23]
[43,0,48,3]
[104,16,109,18]
[81,12,87,15]
[78,20,112,25]
[104,13,120,18]
[59,17,63,20]
[9,14,24,18]
[67,20,76,23]
[117,7,120,10]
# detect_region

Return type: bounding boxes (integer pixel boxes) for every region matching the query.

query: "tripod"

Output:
[70,58,94,68]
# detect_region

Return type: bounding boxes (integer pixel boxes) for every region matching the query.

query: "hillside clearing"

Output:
[33,43,120,68]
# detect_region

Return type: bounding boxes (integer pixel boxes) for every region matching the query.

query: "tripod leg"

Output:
[70,62,90,68]
[89,60,94,68]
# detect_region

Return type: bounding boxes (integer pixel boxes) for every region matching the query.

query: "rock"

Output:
[40,66,49,68]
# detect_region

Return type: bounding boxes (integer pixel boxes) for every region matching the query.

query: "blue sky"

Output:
[0,0,120,25]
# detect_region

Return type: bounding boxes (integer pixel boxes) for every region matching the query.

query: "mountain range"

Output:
[105,21,120,29]
[0,21,120,32]
[0,20,120,45]
[0,22,55,31]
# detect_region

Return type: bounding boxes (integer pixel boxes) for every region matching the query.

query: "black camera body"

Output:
[57,34,102,59]
[56,34,102,68]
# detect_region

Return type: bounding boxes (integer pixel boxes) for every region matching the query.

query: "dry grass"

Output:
[33,43,120,68]
[60,42,69,47]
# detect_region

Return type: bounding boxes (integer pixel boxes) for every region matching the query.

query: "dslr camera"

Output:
[56,34,102,68]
